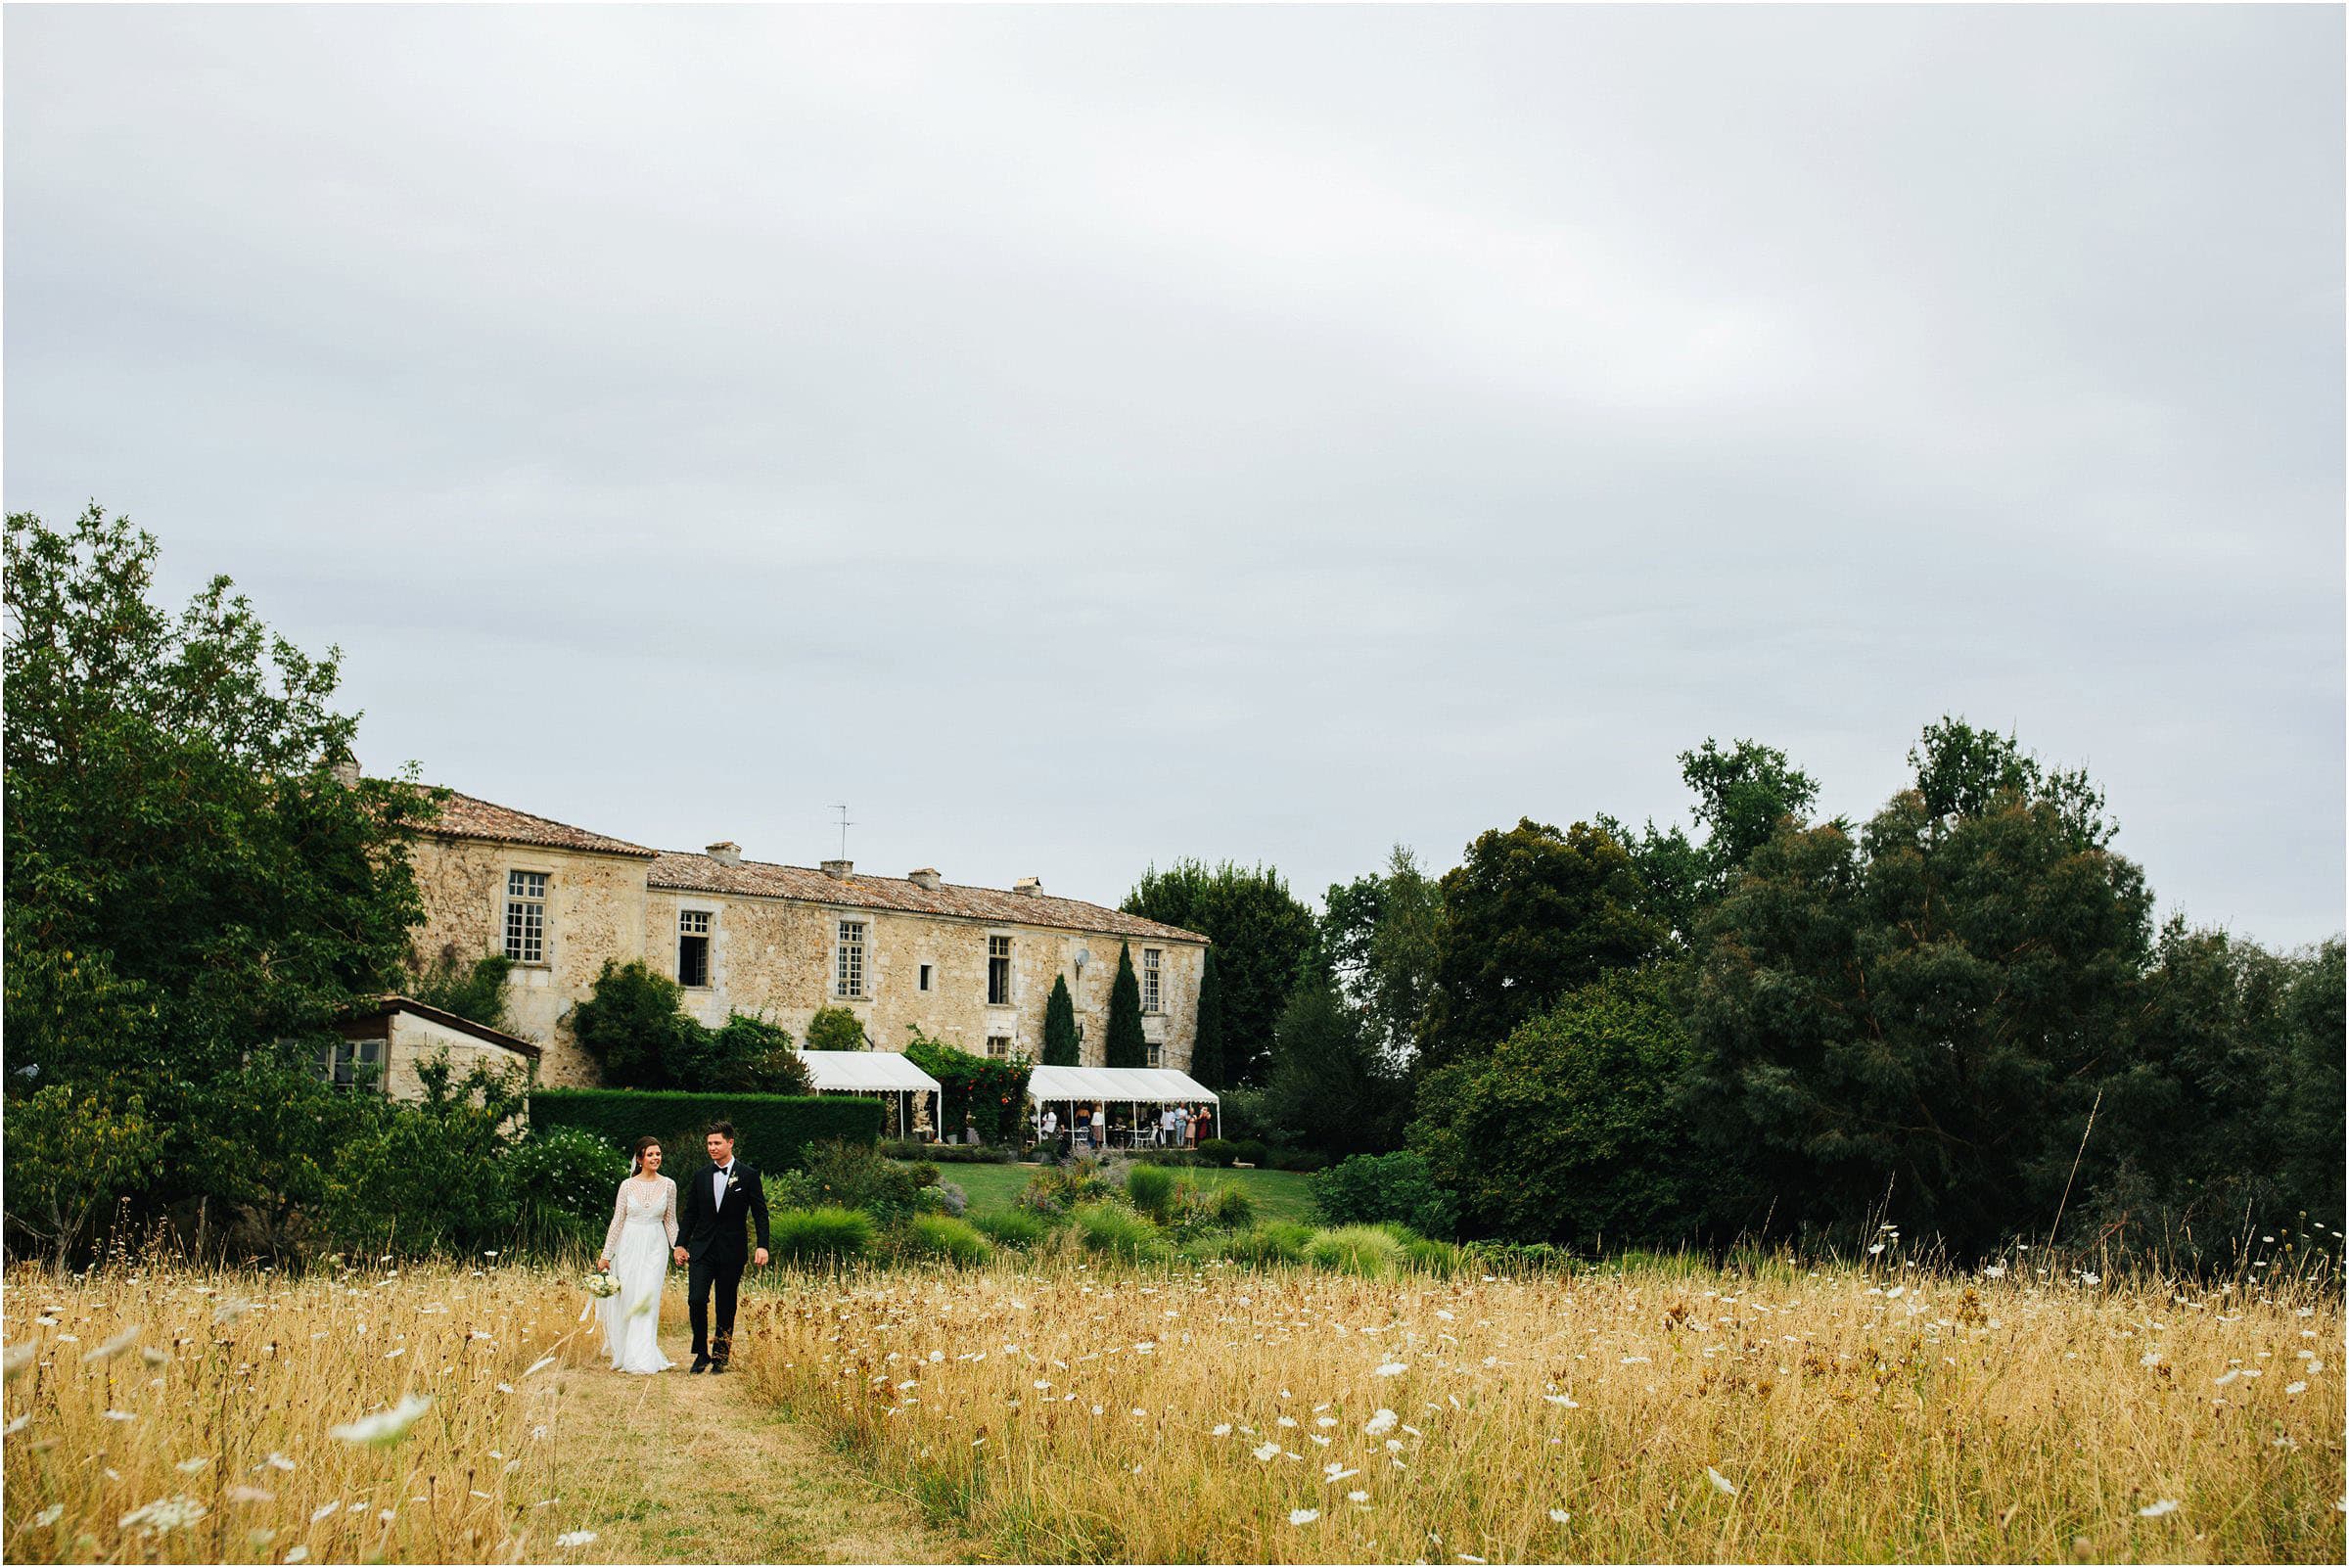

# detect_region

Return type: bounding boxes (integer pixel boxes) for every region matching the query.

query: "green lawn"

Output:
[894,1159,1321,1225]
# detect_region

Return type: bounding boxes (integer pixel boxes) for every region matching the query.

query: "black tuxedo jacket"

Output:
[674,1159,770,1264]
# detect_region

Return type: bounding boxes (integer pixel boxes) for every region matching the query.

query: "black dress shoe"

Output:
[709,1360,729,1374]
[689,1355,711,1374]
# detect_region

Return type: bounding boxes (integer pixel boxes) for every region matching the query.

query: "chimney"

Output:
[822,859,853,881]
[330,752,362,789]
[707,841,741,867]
[1012,876,1041,896]
[908,867,942,892]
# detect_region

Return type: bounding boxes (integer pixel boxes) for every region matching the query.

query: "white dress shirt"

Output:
[713,1159,734,1212]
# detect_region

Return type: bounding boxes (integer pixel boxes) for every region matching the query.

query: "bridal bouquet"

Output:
[581,1268,621,1299]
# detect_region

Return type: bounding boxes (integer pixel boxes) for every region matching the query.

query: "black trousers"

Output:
[686,1251,745,1361]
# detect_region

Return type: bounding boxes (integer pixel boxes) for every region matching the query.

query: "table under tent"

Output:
[794,1048,944,1141]
[1024,1064,1221,1151]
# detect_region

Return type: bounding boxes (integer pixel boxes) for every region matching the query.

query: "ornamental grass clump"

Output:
[768,1206,873,1265]
[1071,1202,1168,1264]
[1305,1224,1406,1278]
[907,1215,993,1268]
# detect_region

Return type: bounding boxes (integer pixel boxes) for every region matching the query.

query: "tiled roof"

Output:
[647,851,1209,945]
[420,790,657,858]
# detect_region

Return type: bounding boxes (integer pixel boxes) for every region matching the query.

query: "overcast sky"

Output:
[7,6,2341,945]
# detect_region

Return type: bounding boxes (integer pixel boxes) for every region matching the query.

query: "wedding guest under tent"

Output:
[1025,1064,1219,1152]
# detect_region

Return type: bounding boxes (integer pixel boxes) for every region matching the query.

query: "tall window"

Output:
[918,963,934,992]
[504,871,547,964]
[836,920,866,997]
[1146,1041,1163,1069]
[1142,947,1163,1013]
[678,909,712,988]
[988,935,1012,1005]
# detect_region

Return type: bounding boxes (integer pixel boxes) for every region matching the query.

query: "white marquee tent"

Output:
[795,1049,943,1139]
[1026,1065,1219,1147]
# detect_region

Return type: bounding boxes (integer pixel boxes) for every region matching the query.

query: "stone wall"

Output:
[407,835,1206,1085]
[406,836,652,1085]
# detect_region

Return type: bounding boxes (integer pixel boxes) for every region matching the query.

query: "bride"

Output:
[596,1136,678,1374]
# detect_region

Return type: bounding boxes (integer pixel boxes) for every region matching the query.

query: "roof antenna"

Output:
[831,803,854,860]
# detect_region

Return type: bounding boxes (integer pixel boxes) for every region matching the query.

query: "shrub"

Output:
[1209,1185,1257,1229]
[1223,1220,1312,1267]
[769,1206,871,1264]
[802,1138,921,1221]
[1311,1151,1460,1238]
[1305,1223,1405,1277]
[1131,1148,1210,1168]
[1267,1147,1330,1174]
[902,1027,1032,1144]
[564,960,701,1087]
[321,1054,530,1259]
[1072,1201,1169,1263]
[934,1181,970,1218]
[1019,1156,1115,1219]
[404,948,514,1031]
[908,1214,992,1267]
[1198,1138,1239,1168]
[905,1162,942,1189]
[1126,1163,1177,1220]
[804,1005,867,1053]
[881,1140,1012,1164]
[507,1125,627,1253]
[529,1089,879,1176]
[1231,1139,1269,1168]
[970,1210,1048,1249]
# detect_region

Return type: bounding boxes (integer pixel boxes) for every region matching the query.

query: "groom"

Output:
[672,1120,770,1373]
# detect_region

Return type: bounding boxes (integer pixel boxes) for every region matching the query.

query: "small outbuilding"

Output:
[333,995,542,1103]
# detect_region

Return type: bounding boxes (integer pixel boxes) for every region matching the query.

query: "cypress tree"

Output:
[1042,973,1080,1066]
[1105,943,1147,1068]
[1189,948,1225,1087]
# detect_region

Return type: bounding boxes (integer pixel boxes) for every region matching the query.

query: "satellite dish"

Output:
[1073,947,1090,969]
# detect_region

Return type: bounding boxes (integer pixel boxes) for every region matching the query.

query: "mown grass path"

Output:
[530,1292,979,1565]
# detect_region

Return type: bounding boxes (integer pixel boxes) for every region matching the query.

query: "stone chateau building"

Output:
[405,791,1210,1087]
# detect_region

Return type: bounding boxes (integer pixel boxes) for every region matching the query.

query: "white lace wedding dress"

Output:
[597,1175,677,1374]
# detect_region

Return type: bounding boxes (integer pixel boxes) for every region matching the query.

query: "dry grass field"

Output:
[739,1250,2346,1564]
[3,1249,2341,1564]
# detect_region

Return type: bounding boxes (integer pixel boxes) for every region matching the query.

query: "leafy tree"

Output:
[3,1085,160,1268]
[566,960,810,1093]
[1420,818,1665,1069]
[1600,738,1822,949]
[1320,845,1447,1065]
[2086,926,2345,1261]
[1682,719,2152,1251]
[1409,969,1708,1247]
[1189,949,1225,1087]
[3,505,443,1259]
[1123,859,1316,1084]
[1266,963,1408,1156]
[1105,943,1147,1068]
[404,946,514,1030]
[1041,974,1080,1066]
[804,1005,868,1052]
[566,960,700,1087]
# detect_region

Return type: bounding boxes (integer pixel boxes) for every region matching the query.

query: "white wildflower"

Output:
[556,1531,599,1548]
[1365,1408,1398,1435]
[1253,1441,1281,1461]
[32,1505,63,1528]
[328,1393,432,1446]
[103,1409,137,1421]
[1289,1508,1320,1526]
[1706,1466,1738,1496]
[226,1486,275,1503]
[1549,1508,1572,1524]
[173,1456,210,1473]
[2285,1381,2308,1395]
[1211,1424,1231,1437]
[2139,1499,2179,1518]
[524,1355,558,1377]
[311,1501,342,1523]
[1375,1362,1407,1376]
[119,1495,207,1533]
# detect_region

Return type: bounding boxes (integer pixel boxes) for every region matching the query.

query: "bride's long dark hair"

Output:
[629,1135,662,1175]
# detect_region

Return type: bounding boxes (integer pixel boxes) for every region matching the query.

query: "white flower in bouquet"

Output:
[581,1270,620,1299]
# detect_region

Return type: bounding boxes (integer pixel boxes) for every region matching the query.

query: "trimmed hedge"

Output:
[529,1089,881,1173]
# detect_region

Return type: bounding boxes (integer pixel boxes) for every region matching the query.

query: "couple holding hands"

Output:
[595,1120,771,1374]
